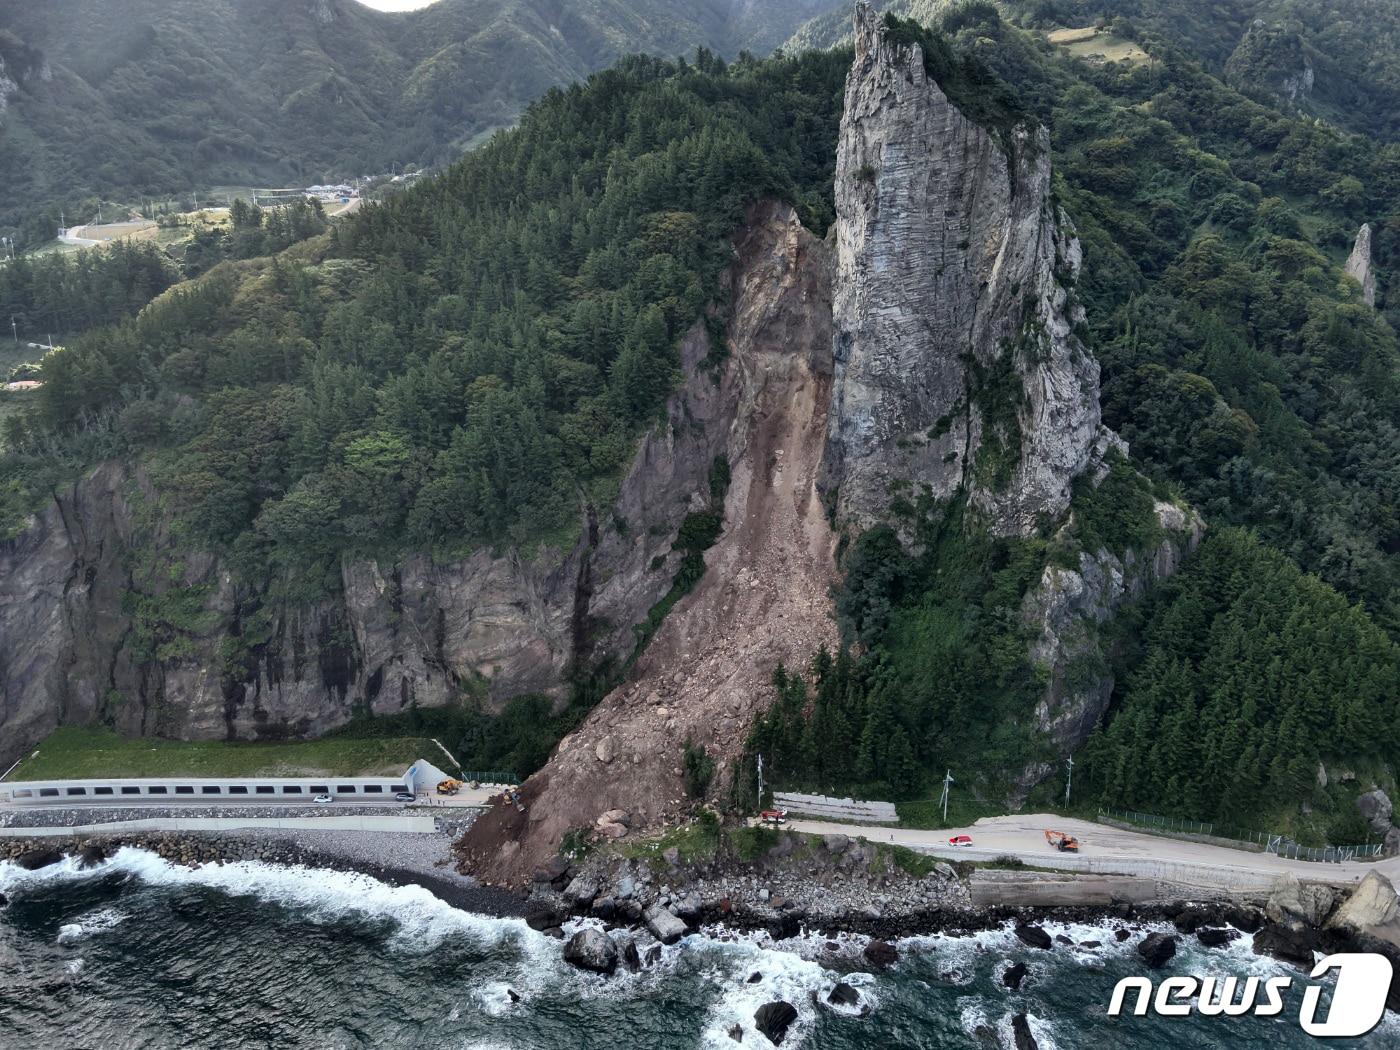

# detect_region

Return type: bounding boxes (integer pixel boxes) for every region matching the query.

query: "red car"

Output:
[760,809,788,825]
[948,834,973,847]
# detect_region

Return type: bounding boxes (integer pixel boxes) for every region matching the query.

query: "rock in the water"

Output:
[507,988,521,1003]
[1252,923,1318,969]
[827,982,861,1009]
[768,912,800,941]
[591,896,617,921]
[1113,929,1132,942]
[644,904,688,946]
[1014,925,1053,950]
[76,844,108,869]
[524,898,564,932]
[1136,932,1178,969]
[1002,961,1029,991]
[863,939,898,967]
[1012,1012,1039,1050]
[1196,927,1239,949]
[747,972,763,984]
[15,848,63,871]
[753,1001,798,1045]
[562,928,618,975]
[619,937,642,972]
[727,1023,744,1043]
[1223,906,1265,934]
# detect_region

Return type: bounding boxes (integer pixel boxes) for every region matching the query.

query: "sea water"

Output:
[0,848,1395,1048]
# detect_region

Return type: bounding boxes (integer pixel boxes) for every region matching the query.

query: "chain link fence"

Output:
[1098,807,1384,863]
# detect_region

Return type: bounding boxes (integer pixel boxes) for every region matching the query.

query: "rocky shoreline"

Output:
[0,827,525,918]
[5,825,1399,1036]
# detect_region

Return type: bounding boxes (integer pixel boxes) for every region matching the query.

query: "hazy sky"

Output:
[355,0,440,11]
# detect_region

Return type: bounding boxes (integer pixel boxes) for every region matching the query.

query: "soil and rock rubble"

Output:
[457,203,841,884]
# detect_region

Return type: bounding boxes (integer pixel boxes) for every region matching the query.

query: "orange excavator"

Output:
[1044,829,1080,853]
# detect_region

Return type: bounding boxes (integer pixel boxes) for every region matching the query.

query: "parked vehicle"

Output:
[948,834,973,847]
[759,809,788,825]
[437,779,463,796]
[394,791,416,803]
[313,794,334,804]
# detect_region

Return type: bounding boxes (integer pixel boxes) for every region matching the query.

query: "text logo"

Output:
[1108,953,1392,1038]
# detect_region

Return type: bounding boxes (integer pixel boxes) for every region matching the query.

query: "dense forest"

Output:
[747,3,1400,830]
[3,2,1397,830]
[1,47,850,569]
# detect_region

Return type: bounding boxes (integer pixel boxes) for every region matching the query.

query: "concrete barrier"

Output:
[773,792,898,823]
[0,814,439,837]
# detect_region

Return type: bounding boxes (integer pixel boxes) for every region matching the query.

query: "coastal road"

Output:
[787,812,1400,893]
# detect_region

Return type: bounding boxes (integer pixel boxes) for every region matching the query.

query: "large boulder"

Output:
[753,1001,798,1045]
[863,940,898,967]
[1002,961,1029,990]
[1014,924,1053,950]
[1357,789,1394,836]
[644,904,688,946]
[1252,923,1318,969]
[562,928,619,975]
[1136,932,1178,969]
[1325,871,1400,947]
[1012,1012,1039,1050]
[1265,873,1334,929]
[1195,927,1239,949]
[76,844,108,869]
[14,848,63,871]
[524,898,565,931]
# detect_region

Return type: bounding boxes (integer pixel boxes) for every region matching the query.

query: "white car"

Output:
[394,791,416,803]
[313,794,334,804]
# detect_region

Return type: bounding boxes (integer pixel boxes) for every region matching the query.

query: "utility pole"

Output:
[756,753,765,808]
[1064,756,1074,808]
[10,317,17,346]
[940,769,954,823]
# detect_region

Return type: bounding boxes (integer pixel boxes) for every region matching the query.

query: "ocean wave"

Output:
[694,934,878,1049]
[1,848,544,957]
[56,906,126,945]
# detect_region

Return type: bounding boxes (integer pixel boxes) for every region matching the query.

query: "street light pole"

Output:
[1065,756,1074,808]
[940,770,954,823]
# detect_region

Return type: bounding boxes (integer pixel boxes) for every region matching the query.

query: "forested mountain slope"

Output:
[0,0,834,245]
[786,0,1400,141]
[0,2,1397,853]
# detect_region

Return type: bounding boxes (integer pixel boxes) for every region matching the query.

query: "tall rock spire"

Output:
[1345,222,1378,307]
[822,2,1118,536]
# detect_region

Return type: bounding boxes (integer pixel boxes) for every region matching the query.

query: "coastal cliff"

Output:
[0,319,734,768]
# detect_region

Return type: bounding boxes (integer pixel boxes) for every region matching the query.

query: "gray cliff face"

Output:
[1345,222,1378,307]
[823,3,1116,537]
[0,324,732,768]
[1016,500,1204,795]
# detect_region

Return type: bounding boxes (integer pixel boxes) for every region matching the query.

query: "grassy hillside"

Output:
[0,0,837,246]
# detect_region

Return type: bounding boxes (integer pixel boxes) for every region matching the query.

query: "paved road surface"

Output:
[788,812,1400,892]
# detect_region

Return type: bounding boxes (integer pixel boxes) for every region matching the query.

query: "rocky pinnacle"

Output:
[822,2,1118,537]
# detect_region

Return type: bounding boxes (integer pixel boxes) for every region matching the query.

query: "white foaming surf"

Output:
[1,847,543,956]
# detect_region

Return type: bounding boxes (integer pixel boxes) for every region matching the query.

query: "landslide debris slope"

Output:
[458,204,841,882]
[458,4,1196,882]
